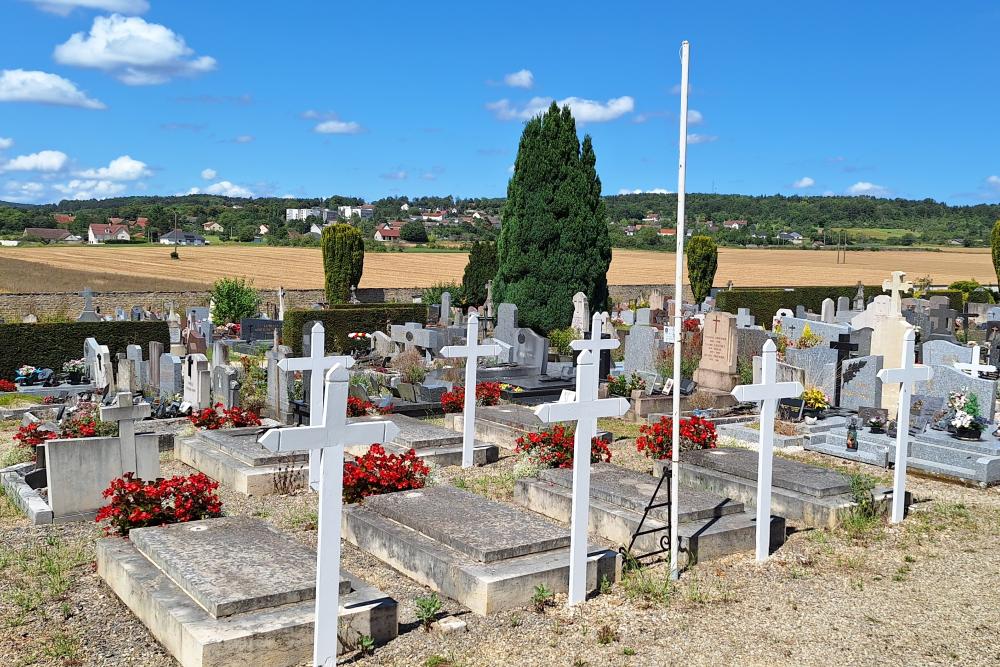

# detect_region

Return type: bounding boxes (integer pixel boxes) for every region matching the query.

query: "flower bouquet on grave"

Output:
[867,416,887,434]
[801,387,830,418]
[62,358,87,384]
[0,379,16,393]
[949,391,987,441]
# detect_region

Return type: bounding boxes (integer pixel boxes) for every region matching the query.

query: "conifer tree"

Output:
[321,223,364,304]
[495,103,611,333]
[991,220,1000,286]
[687,235,718,304]
[462,241,498,306]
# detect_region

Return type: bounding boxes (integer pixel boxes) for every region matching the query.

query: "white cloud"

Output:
[380,170,407,181]
[2,150,69,172]
[847,181,890,197]
[186,180,254,198]
[233,135,254,144]
[76,154,149,180]
[487,95,634,123]
[201,168,217,180]
[792,176,815,189]
[687,133,718,145]
[315,120,362,134]
[670,83,691,95]
[27,0,149,16]
[503,69,534,89]
[507,164,515,174]
[618,188,672,195]
[687,109,703,125]
[986,175,1000,190]
[0,137,11,150]
[54,14,216,85]
[53,178,126,199]
[822,190,835,197]
[3,180,46,203]
[0,69,105,109]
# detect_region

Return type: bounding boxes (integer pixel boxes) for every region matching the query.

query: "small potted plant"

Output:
[949,391,987,441]
[391,350,429,401]
[867,415,886,434]
[62,358,87,385]
[801,387,830,419]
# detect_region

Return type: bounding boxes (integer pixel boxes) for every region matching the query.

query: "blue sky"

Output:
[1,0,998,205]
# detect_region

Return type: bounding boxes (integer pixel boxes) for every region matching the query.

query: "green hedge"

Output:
[0,321,169,380]
[283,303,428,356]
[715,286,964,329]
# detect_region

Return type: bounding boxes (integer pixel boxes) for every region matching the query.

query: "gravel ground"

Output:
[1,420,999,667]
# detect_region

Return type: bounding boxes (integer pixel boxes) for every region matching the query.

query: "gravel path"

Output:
[2,422,999,667]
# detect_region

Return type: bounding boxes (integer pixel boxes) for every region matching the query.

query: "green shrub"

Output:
[992,220,1000,286]
[400,220,429,243]
[421,282,462,306]
[210,277,260,325]
[321,224,364,304]
[0,322,169,381]
[547,326,578,356]
[461,241,498,306]
[282,304,427,356]
[414,592,442,631]
[687,236,718,304]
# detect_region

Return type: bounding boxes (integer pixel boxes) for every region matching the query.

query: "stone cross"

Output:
[99,391,151,474]
[277,286,286,321]
[278,322,353,491]
[957,306,979,342]
[877,329,933,523]
[78,287,102,322]
[439,291,451,325]
[954,344,996,378]
[534,313,629,605]
[485,280,494,323]
[571,292,590,333]
[829,334,858,406]
[731,339,803,561]
[882,271,913,317]
[440,312,502,468]
[260,364,400,666]
[929,303,957,337]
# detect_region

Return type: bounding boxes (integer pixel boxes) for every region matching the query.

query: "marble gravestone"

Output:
[784,346,838,401]
[736,308,756,329]
[922,339,972,369]
[623,325,660,377]
[159,354,182,398]
[183,354,211,410]
[494,303,520,363]
[693,312,739,392]
[571,292,590,333]
[915,364,996,424]
[839,355,883,411]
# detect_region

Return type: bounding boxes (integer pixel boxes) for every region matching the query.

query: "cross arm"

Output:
[259,425,325,453]
[342,419,401,447]
[877,365,933,384]
[440,343,502,358]
[570,337,619,352]
[732,381,803,403]
[278,356,350,373]
[534,397,629,423]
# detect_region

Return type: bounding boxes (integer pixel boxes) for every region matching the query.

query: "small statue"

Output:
[846,417,859,451]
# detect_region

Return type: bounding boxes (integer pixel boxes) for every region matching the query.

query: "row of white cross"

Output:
[256,316,932,665]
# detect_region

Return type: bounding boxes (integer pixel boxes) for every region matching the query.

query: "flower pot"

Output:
[803,408,826,420]
[67,371,82,385]
[953,427,983,442]
[869,426,885,435]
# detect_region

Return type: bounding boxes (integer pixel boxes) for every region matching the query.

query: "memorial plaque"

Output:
[699,312,737,374]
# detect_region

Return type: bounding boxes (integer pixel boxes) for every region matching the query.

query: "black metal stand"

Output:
[619,466,674,566]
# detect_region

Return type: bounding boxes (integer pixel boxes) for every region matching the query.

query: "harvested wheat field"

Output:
[0,246,994,293]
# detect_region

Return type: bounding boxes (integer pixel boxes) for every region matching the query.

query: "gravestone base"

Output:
[692,368,739,393]
[175,427,308,496]
[445,405,612,450]
[0,462,54,524]
[347,414,499,467]
[0,402,69,421]
[625,394,685,421]
[97,518,397,667]
[688,387,739,410]
[514,464,785,565]
[657,448,900,529]
[342,486,620,615]
[715,422,806,449]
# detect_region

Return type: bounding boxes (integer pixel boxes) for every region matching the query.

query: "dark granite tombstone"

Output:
[240,318,282,343]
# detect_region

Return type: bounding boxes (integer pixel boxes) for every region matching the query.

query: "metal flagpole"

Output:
[670,40,690,581]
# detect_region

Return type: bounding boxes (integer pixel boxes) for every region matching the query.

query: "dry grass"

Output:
[0,246,995,293]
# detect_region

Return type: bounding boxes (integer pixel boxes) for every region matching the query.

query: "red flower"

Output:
[13,422,57,448]
[343,445,429,503]
[0,379,17,393]
[514,425,612,469]
[636,415,717,460]
[441,382,503,413]
[96,471,223,537]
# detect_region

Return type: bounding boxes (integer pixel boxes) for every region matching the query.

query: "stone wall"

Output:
[0,283,690,322]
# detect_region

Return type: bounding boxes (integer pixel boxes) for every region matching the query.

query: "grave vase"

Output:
[954,426,983,441]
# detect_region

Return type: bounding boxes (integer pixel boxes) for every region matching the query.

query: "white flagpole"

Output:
[669,40,690,581]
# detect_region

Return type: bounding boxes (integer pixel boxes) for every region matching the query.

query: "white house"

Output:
[88,223,130,244]
[203,221,224,233]
[160,230,207,246]
[286,207,334,222]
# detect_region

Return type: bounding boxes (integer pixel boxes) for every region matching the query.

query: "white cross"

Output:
[882,270,913,317]
[260,364,400,666]
[953,344,996,378]
[877,329,933,524]
[534,313,628,606]
[99,391,151,474]
[278,322,354,490]
[731,339,803,562]
[439,311,502,468]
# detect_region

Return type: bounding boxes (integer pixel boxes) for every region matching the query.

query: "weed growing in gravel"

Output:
[842,473,883,541]
[623,647,637,656]
[893,564,911,582]
[424,655,456,667]
[0,484,23,521]
[414,592,442,631]
[286,507,318,531]
[599,575,612,594]
[355,634,375,656]
[597,624,620,645]
[0,443,33,468]
[509,614,523,628]
[620,566,674,607]
[532,583,554,613]
[43,631,80,660]
[1,534,88,629]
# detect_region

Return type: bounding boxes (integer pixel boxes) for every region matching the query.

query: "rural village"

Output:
[1,3,1000,667]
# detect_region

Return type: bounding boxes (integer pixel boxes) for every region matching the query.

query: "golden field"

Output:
[0,245,995,293]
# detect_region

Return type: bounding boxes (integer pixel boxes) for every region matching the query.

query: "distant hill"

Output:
[0,200,44,210]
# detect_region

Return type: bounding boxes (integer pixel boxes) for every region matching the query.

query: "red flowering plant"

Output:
[59,403,118,439]
[96,472,223,537]
[0,379,16,392]
[682,318,701,333]
[441,382,503,413]
[346,397,393,417]
[343,445,430,504]
[636,415,717,460]
[13,422,57,448]
[514,425,613,469]
[189,403,262,429]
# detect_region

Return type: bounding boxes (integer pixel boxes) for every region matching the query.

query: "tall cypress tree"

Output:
[321,223,364,304]
[462,241,498,306]
[495,102,611,333]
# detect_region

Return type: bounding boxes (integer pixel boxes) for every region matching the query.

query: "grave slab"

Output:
[347,414,499,467]
[343,486,620,615]
[98,517,397,667]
